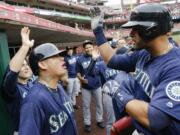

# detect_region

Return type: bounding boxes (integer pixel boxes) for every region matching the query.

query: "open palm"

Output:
[21,27,34,48]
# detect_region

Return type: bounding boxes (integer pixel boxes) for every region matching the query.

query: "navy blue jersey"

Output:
[75,53,83,59]
[97,60,119,85]
[64,55,77,78]
[108,47,180,134]
[19,81,78,135]
[1,66,33,131]
[76,54,101,90]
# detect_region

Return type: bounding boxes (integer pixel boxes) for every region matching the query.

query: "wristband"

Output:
[93,26,107,46]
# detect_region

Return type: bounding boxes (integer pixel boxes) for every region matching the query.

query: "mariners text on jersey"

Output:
[49,101,74,133]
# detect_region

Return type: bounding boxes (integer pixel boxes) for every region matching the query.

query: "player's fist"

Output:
[90,7,104,30]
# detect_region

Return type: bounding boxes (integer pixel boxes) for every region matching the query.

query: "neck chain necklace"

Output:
[38,80,58,92]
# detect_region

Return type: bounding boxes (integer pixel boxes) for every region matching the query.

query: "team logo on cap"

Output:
[166,81,180,101]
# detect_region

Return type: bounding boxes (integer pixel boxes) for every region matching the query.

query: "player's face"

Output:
[44,55,67,78]
[84,44,94,55]
[18,60,32,80]
[67,49,73,56]
[130,28,147,50]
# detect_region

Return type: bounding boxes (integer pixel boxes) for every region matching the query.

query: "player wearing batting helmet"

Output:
[19,43,78,135]
[91,3,180,135]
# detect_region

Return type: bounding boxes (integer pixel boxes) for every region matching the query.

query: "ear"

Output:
[38,61,48,70]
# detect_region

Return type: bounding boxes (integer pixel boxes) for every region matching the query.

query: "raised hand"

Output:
[21,27,34,48]
[90,7,104,30]
[92,48,100,60]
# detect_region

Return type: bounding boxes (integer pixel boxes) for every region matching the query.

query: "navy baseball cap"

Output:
[83,40,93,47]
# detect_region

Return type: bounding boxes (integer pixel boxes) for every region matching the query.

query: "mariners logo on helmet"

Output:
[166,81,180,102]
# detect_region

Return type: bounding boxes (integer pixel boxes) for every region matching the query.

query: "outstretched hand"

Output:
[21,27,34,48]
[92,49,100,60]
[90,7,104,30]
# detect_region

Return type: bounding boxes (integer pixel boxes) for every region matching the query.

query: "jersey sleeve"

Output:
[150,65,180,121]
[107,51,140,72]
[1,66,19,101]
[19,102,44,135]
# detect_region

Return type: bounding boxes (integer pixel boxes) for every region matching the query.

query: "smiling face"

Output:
[84,44,94,55]
[18,60,32,80]
[67,49,73,56]
[130,27,148,50]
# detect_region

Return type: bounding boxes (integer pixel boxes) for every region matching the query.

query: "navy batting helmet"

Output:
[121,3,173,41]
[29,43,66,75]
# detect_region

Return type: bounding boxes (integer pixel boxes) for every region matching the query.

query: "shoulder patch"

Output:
[166,81,180,101]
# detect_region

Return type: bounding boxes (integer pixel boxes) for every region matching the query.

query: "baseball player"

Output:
[89,40,136,135]
[64,47,80,109]
[98,61,119,135]
[88,46,118,135]
[99,41,137,135]
[74,47,83,96]
[76,40,104,133]
[91,3,180,135]
[1,27,34,134]
[19,43,78,135]
[89,46,134,135]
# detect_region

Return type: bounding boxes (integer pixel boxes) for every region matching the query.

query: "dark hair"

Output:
[66,47,73,50]
[83,40,93,48]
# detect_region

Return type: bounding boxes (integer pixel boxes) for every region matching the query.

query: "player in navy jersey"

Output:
[98,60,119,135]
[19,43,78,135]
[73,47,83,96]
[1,27,34,134]
[91,3,180,135]
[95,40,135,135]
[76,40,104,132]
[64,47,80,109]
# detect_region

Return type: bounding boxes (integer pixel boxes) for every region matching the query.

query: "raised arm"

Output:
[10,27,34,72]
[90,7,116,64]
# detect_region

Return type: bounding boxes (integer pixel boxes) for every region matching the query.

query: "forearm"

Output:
[93,26,116,64]
[9,45,30,72]
[98,43,116,64]
[10,27,34,72]
[125,99,150,128]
